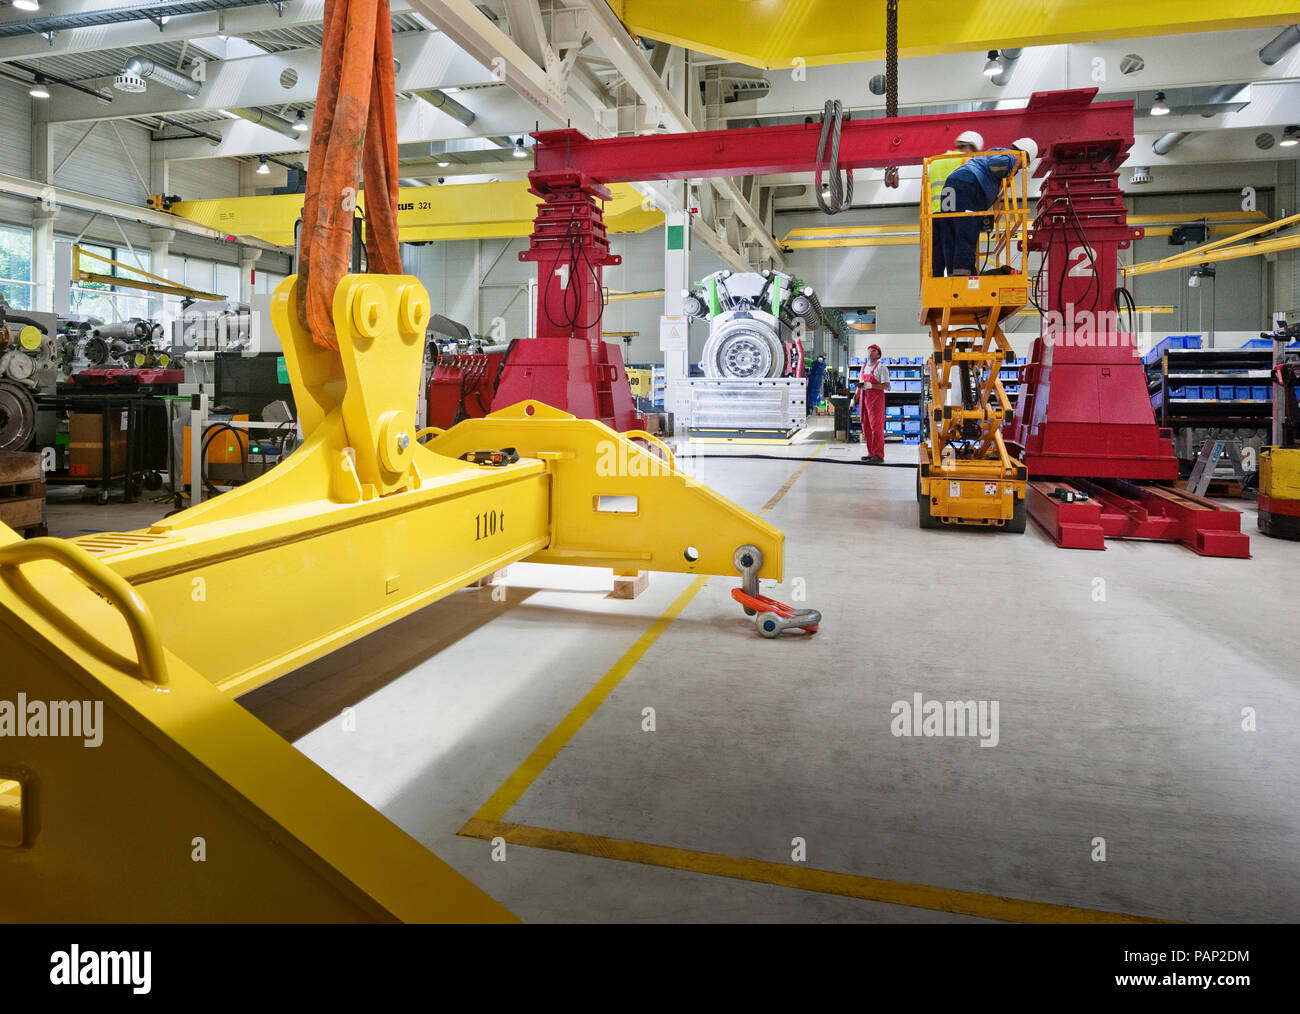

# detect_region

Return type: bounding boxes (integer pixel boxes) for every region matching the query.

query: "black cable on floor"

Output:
[674,453,917,468]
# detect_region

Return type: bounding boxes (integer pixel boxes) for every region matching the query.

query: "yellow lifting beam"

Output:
[0,273,782,921]
[915,153,1030,531]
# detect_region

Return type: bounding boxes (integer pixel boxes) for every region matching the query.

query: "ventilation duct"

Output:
[115,57,201,97]
[414,89,476,126]
[228,107,300,139]
[1259,24,1300,65]
[1152,132,1189,156]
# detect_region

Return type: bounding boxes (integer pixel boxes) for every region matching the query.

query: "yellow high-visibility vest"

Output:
[929,154,966,213]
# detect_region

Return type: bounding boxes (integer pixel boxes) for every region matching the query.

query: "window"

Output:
[0,225,34,310]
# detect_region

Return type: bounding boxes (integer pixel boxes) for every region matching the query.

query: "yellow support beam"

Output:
[611,0,1300,69]
[172,181,663,247]
[1124,212,1300,276]
[781,213,1271,249]
[72,244,226,302]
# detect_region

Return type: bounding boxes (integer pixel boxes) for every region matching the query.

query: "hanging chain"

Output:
[883,0,900,188]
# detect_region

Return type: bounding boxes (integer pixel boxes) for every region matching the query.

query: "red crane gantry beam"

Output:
[531,90,1135,182]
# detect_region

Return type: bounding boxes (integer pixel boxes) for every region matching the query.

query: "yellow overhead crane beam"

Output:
[171,180,664,247]
[0,272,781,921]
[611,0,1300,69]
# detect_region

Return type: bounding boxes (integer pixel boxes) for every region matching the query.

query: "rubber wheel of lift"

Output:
[918,495,940,530]
[1005,496,1027,534]
[143,471,163,491]
[96,490,110,506]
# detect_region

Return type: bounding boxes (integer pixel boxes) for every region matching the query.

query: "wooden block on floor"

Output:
[473,568,508,588]
[611,570,649,599]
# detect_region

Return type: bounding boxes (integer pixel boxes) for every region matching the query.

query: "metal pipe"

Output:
[1200,82,1248,116]
[121,57,201,98]
[414,89,476,126]
[1259,24,1300,65]
[990,48,1022,88]
[228,107,300,139]
[1152,131,1189,155]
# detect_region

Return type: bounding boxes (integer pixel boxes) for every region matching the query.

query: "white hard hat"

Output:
[1012,136,1039,163]
[955,130,984,149]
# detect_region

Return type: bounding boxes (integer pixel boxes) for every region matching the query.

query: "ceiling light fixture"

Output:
[512,137,528,158]
[256,157,270,175]
[28,75,49,99]
[292,110,308,132]
[983,50,1002,78]
[13,0,40,11]
[1281,126,1299,147]
[1151,91,1171,116]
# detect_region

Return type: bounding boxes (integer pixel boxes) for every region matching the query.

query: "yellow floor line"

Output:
[760,443,825,513]
[460,818,1173,924]
[470,573,709,823]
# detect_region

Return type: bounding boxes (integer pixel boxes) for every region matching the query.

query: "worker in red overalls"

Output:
[857,343,891,463]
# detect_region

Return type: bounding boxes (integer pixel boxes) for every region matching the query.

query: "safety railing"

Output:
[920,150,1031,281]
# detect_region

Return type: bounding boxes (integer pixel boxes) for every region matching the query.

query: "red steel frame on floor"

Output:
[1002,133,1248,557]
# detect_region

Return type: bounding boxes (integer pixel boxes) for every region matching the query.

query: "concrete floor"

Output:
[44,425,1300,922]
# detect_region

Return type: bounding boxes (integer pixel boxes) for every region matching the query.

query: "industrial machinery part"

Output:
[1257,321,1300,539]
[1003,131,1248,556]
[0,303,58,450]
[0,380,36,451]
[0,272,784,920]
[687,270,813,380]
[915,151,1030,530]
[90,319,164,344]
[175,300,253,353]
[1258,448,1300,539]
[731,544,820,637]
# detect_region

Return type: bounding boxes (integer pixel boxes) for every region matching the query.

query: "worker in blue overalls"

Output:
[934,137,1038,277]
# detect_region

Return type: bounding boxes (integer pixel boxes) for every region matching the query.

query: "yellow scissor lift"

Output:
[0,274,783,921]
[917,152,1031,531]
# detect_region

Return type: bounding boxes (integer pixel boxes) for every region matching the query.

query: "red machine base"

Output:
[72,368,185,386]
[1027,479,1250,558]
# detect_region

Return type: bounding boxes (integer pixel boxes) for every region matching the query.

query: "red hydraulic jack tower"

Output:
[1004,135,1250,557]
[493,158,638,432]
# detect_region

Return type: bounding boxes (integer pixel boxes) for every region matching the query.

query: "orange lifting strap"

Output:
[297,0,403,350]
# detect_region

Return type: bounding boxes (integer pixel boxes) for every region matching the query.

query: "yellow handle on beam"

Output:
[0,538,169,687]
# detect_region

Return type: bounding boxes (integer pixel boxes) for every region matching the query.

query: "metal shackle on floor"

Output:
[731,544,821,638]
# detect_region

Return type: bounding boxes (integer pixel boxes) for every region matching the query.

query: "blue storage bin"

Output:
[902,436,920,445]
[885,421,904,433]
[1235,385,1252,400]
[885,406,902,418]
[1217,385,1236,399]
[903,404,920,418]
[1253,386,1271,400]
[1240,338,1272,349]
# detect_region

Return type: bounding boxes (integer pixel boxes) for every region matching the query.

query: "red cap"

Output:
[868,343,882,354]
